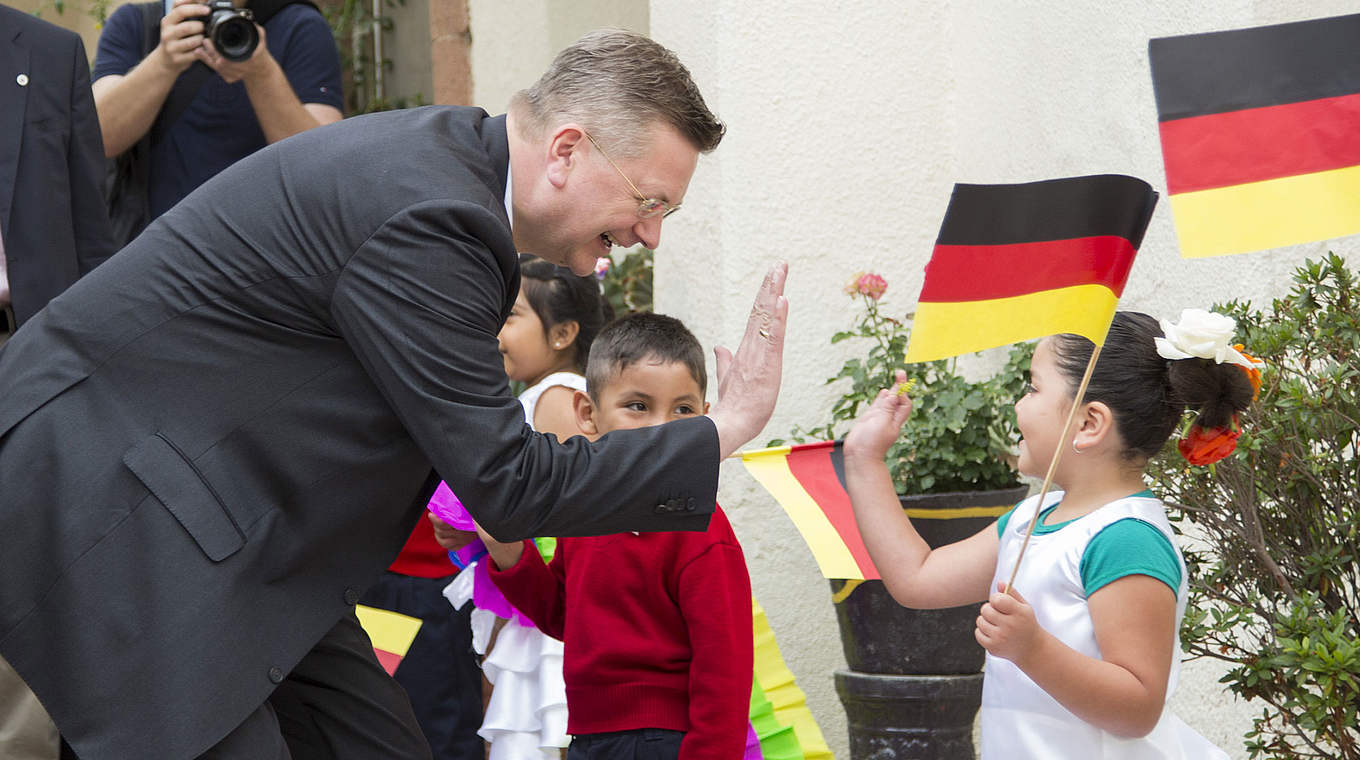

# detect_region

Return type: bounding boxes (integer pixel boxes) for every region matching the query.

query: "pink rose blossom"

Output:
[844,271,888,300]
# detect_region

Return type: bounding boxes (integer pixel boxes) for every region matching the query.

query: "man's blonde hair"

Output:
[511,29,725,157]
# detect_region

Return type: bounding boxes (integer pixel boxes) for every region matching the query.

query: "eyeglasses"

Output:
[582,129,681,219]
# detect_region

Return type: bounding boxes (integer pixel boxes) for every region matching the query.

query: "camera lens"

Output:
[209,13,259,62]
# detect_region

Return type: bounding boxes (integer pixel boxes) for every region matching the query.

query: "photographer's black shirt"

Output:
[93,3,344,219]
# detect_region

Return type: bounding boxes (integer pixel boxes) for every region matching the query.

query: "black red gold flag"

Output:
[1150,13,1360,257]
[741,441,1011,580]
[904,175,1157,363]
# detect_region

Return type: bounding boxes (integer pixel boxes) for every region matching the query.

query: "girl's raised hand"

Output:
[975,582,1044,665]
[844,370,914,461]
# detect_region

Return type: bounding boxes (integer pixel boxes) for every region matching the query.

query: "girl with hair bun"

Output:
[843,310,1257,759]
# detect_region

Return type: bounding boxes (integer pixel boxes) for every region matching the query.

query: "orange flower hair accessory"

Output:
[1234,343,1263,400]
[1178,417,1242,466]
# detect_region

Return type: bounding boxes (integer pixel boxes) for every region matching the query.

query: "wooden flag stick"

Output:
[1004,343,1103,593]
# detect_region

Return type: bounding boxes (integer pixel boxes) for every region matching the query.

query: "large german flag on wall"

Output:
[904,175,1157,363]
[1150,13,1360,258]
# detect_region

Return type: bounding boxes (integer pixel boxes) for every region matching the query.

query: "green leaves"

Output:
[1151,253,1360,759]
[598,248,654,316]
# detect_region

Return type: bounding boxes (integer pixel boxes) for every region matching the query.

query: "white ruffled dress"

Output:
[443,372,583,759]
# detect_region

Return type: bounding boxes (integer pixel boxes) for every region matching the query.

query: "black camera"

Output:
[199,0,259,62]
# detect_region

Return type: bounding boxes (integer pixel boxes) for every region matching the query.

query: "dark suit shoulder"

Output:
[256,107,508,233]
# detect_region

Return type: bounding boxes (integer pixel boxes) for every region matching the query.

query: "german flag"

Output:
[742,441,1011,580]
[903,175,1157,363]
[1150,13,1360,258]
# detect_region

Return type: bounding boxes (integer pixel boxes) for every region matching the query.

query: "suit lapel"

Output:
[0,25,29,239]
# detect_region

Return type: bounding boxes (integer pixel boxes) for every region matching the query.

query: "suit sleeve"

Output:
[328,200,719,541]
[487,540,568,640]
[67,35,117,273]
[677,542,753,760]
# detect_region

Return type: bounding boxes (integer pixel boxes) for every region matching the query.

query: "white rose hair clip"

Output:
[1154,308,1261,369]
[1155,308,1264,466]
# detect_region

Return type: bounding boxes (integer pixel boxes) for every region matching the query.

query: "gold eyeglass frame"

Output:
[581,129,681,219]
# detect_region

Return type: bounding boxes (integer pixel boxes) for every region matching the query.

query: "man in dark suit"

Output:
[0,29,786,760]
[0,9,116,760]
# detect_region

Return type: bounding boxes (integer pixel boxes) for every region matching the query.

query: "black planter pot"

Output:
[836,670,984,760]
[833,485,1028,759]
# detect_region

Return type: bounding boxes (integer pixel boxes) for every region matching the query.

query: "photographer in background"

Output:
[92,0,343,242]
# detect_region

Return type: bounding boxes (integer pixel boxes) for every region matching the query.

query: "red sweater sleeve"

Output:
[676,541,753,760]
[487,539,568,640]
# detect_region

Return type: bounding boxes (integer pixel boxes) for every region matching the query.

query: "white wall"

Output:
[650,2,1358,757]
[468,0,649,114]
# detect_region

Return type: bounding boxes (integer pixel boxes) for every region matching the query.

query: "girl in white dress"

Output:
[842,311,1258,759]
[442,255,612,760]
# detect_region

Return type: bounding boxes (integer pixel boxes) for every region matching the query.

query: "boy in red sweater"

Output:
[475,312,753,760]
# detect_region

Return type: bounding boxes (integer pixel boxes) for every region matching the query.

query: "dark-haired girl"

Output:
[842,310,1255,759]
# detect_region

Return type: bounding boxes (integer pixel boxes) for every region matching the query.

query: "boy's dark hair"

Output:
[586,312,707,399]
[519,254,614,374]
[1052,311,1254,462]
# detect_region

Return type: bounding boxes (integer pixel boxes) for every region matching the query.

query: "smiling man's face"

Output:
[540,122,698,275]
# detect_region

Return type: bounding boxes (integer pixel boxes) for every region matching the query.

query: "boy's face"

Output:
[575,358,708,436]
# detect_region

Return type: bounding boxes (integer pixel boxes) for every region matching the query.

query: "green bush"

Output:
[599,247,653,316]
[1149,253,1359,759]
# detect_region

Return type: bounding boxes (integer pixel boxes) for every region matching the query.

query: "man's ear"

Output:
[702,401,710,415]
[573,389,600,438]
[545,125,586,190]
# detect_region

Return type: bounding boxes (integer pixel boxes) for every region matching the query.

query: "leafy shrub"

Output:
[1149,253,1359,759]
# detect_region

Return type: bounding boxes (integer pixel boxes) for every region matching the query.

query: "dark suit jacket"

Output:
[0,6,115,326]
[0,106,719,759]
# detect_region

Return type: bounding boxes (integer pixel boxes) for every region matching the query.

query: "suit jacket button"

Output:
[685,498,696,512]
[268,666,284,684]
[343,588,360,605]
[654,504,669,514]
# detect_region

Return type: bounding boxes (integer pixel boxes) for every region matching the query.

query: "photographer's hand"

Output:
[198,25,343,144]
[155,0,210,74]
[197,25,271,84]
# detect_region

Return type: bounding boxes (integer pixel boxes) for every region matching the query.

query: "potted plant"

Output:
[778,271,1032,759]
[1146,253,1359,760]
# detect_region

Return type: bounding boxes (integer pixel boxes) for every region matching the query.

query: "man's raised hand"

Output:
[708,261,789,459]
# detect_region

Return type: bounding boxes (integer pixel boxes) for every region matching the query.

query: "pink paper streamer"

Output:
[743,723,763,760]
[426,482,476,530]
[429,482,538,629]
